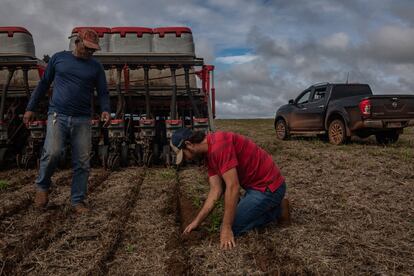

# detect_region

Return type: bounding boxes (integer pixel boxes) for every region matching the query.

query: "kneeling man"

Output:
[171,128,290,250]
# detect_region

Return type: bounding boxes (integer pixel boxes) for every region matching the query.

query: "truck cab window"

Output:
[297,90,311,105]
[313,88,326,101]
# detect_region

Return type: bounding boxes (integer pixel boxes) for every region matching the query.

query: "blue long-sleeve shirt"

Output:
[27,51,110,116]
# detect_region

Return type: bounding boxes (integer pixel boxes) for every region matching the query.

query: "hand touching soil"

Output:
[220,227,236,250]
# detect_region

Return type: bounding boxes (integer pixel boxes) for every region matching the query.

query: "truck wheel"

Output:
[328,119,347,145]
[375,131,399,145]
[275,119,290,140]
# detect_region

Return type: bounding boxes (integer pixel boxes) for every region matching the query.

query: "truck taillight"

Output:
[359,99,371,116]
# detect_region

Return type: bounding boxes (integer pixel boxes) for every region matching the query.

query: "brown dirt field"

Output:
[0,170,72,220]
[106,168,188,275]
[0,169,37,194]
[209,119,414,274]
[0,120,412,275]
[15,168,143,275]
[0,168,110,275]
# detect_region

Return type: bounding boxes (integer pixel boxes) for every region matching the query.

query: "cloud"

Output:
[1,0,414,118]
[216,54,258,64]
[321,32,349,50]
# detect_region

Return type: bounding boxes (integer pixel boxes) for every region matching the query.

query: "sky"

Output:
[1,0,414,118]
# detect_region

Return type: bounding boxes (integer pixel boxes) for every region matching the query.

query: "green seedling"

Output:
[207,200,224,233]
[125,244,135,253]
[0,180,8,190]
[192,197,202,209]
[158,169,175,180]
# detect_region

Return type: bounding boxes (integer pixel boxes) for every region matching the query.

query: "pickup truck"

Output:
[274,83,414,145]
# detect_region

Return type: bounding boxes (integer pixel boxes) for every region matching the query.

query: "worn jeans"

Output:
[232,182,286,236]
[36,112,91,206]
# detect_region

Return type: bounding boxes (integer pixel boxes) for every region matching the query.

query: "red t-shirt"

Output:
[206,131,285,192]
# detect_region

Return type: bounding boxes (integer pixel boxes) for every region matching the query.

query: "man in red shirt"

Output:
[171,128,290,250]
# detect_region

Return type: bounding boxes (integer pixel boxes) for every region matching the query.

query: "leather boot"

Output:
[279,198,291,225]
[73,202,90,215]
[34,190,49,209]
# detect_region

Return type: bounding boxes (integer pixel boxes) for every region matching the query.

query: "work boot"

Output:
[279,198,291,225]
[72,202,90,215]
[34,190,49,209]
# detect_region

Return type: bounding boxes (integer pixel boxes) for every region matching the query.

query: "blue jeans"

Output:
[36,113,91,206]
[232,182,286,236]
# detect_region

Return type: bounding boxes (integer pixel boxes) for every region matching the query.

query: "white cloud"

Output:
[216,54,258,64]
[321,32,349,50]
[1,0,414,118]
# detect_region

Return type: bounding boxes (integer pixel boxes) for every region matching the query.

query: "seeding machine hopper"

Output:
[0,26,216,169]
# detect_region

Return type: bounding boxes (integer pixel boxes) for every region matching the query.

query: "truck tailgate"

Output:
[368,95,414,119]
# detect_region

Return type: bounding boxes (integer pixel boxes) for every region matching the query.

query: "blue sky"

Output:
[1,0,414,118]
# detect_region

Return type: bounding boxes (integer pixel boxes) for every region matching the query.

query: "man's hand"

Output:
[23,111,35,125]
[101,111,111,127]
[183,219,200,235]
[220,227,236,250]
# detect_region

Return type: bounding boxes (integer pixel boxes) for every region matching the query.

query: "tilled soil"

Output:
[15,168,143,275]
[106,168,187,275]
[0,120,412,275]
[0,169,110,275]
[0,169,37,194]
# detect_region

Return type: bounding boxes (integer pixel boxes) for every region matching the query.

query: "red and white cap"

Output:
[77,29,100,50]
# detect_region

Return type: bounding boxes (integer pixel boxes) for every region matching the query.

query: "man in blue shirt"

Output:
[23,29,110,214]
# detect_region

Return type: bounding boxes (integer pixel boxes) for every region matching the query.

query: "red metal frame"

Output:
[123,65,129,93]
[196,65,216,118]
[193,118,208,123]
[165,119,182,125]
[111,27,152,37]
[140,119,155,125]
[110,119,124,124]
[0,26,31,37]
[29,120,47,126]
[37,64,46,78]
[153,27,192,37]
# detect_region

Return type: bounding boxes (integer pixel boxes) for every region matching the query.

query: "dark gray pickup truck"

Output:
[274,83,414,145]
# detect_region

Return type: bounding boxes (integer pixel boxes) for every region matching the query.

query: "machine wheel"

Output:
[99,145,109,168]
[328,119,348,145]
[275,119,290,140]
[20,154,35,170]
[16,153,23,169]
[107,153,120,170]
[0,148,7,168]
[134,144,143,166]
[375,131,399,145]
[120,143,129,167]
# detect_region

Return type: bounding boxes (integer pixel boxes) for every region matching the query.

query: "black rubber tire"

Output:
[120,143,129,167]
[328,119,347,145]
[375,131,399,145]
[275,119,290,140]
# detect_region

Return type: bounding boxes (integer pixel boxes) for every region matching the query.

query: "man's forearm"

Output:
[26,79,49,111]
[194,192,220,224]
[222,184,239,229]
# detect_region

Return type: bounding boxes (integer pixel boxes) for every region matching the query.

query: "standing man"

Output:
[23,29,110,214]
[171,128,290,250]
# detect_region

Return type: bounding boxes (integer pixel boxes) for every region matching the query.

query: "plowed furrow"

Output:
[0,170,72,220]
[0,169,37,194]
[106,168,187,276]
[17,167,143,276]
[0,169,110,276]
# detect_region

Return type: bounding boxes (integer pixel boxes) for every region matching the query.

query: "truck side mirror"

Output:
[288,99,294,104]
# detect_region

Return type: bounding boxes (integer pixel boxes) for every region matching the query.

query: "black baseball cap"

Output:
[170,128,193,165]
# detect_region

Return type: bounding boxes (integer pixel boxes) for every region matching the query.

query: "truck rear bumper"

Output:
[362,119,414,128]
